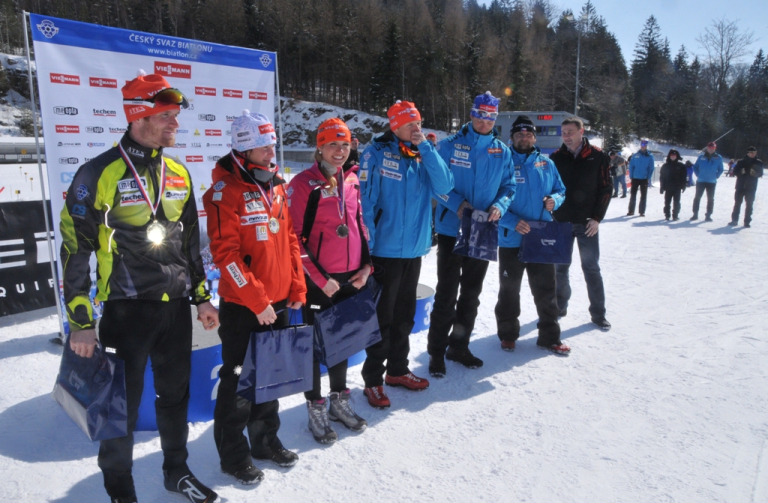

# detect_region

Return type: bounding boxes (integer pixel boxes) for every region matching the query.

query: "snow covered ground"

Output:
[1,174,767,503]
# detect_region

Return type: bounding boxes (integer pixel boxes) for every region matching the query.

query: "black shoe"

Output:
[445,347,483,369]
[690,215,698,221]
[673,216,679,221]
[626,212,634,216]
[728,221,737,226]
[558,308,567,318]
[253,446,299,468]
[612,194,618,198]
[745,223,751,228]
[639,213,645,217]
[428,355,446,378]
[665,216,669,221]
[223,464,264,485]
[704,216,713,222]
[592,318,611,331]
[620,195,627,198]
[163,470,219,503]
[111,497,137,503]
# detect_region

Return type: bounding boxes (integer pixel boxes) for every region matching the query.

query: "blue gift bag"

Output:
[51,341,127,441]
[237,318,313,404]
[518,220,574,264]
[313,279,382,368]
[453,208,499,262]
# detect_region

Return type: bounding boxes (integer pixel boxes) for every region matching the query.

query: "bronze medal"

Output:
[336,224,349,238]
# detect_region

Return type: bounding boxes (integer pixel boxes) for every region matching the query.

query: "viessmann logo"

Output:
[56,125,80,133]
[89,77,118,88]
[223,89,243,98]
[186,156,204,162]
[249,91,268,100]
[53,106,78,115]
[154,61,192,79]
[50,73,80,85]
[195,87,216,96]
[205,129,222,136]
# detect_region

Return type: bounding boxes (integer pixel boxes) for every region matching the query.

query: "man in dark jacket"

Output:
[659,149,687,221]
[550,117,612,331]
[729,146,764,228]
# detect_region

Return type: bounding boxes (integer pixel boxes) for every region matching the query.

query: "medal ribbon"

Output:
[232,151,274,213]
[336,171,345,221]
[119,142,166,219]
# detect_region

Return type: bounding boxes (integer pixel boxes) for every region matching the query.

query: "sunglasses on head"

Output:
[472,108,498,120]
[125,88,189,109]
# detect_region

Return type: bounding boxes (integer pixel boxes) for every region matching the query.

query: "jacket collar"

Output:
[218,152,284,186]
[120,132,162,166]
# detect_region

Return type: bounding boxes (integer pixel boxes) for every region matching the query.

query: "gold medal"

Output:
[147,220,166,245]
[269,217,280,234]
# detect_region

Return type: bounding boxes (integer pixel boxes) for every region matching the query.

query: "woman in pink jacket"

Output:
[287,118,373,444]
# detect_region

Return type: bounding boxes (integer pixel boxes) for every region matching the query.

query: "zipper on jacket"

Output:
[316,232,324,264]
[374,208,383,227]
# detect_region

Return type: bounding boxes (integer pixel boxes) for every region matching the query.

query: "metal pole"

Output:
[574,22,581,116]
[274,53,286,177]
[22,11,67,340]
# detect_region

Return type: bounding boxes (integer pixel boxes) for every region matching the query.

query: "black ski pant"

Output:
[732,188,757,225]
[495,247,561,347]
[97,298,192,499]
[628,179,648,215]
[427,234,489,357]
[362,256,421,387]
[692,182,717,218]
[663,189,682,219]
[214,299,289,473]
[302,272,360,401]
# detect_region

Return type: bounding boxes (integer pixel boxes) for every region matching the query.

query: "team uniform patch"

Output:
[380,169,402,181]
[226,262,248,288]
[118,177,147,193]
[256,226,268,241]
[213,181,225,191]
[212,192,223,201]
[363,152,372,161]
[164,190,187,200]
[454,144,471,151]
[286,187,294,196]
[359,170,369,181]
[487,148,502,154]
[450,158,472,169]
[245,200,264,213]
[120,192,146,206]
[437,194,449,202]
[534,161,548,169]
[383,159,399,170]
[515,177,526,183]
[166,176,186,188]
[76,184,89,200]
[241,214,269,225]
[454,150,469,160]
[309,179,325,186]
[322,187,339,198]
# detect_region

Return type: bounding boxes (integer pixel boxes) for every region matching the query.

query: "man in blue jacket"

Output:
[627,140,654,216]
[359,100,454,408]
[426,92,515,377]
[496,116,569,355]
[691,142,725,222]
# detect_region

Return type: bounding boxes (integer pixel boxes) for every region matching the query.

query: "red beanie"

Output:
[121,71,181,123]
[388,100,421,131]
[317,118,351,147]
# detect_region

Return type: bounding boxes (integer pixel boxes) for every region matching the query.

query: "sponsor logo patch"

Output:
[241,214,269,225]
[54,106,78,115]
[383,159,399,170]
[56,125,79,133]
[245,200,264,213]
[212,192,223,201]
[205,129,222,136]
[256,226,268,241]
[437,194,449,201]
[534,161,548,168]
[89,77,117,88]
[223,89,243,98]
[166,176,186,188]
[86,126,104,133]
[164,190,187,200]
[154,61,192,78]
[226,262,248,287]
[321,187,338,198]
[195,87,216,96]
[450,158,472,168]
[50,73,80,85]
[214,181,225,191]
[249,91,268,100]
[453,150,469,160]
[454,143,471,151]
[186,155,203,162]
[359,170,368,181]
[117,177,148,193]
[515,177,526,183]
[76,184,88,200]
[380,169,402,181]
[120,192,146,206]
[487,148,502,154]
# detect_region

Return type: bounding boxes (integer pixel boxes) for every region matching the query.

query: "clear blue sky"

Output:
[490,0,767,68]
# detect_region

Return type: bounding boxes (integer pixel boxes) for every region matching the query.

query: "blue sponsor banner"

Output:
[30,14,276,72]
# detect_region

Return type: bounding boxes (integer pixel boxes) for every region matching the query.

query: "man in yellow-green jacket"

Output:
[60,71,219,503]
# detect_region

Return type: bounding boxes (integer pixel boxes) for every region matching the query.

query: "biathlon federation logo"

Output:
[36,20,59,39]
[259,54,272,68]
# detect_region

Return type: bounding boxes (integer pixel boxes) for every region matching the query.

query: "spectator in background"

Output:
[659,149,687,221]
[343,133,360,172]
[727,159,736,177]
[690,142,725,222]
[609,150,627,198]
[426,132,437,146]
[685,160,695,187]
[729,146,763,228]
[550,117,613,331]
[627,140,654,216]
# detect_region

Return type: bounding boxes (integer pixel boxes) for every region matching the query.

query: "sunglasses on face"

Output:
[472,109,498,120]
[125,88,189,109]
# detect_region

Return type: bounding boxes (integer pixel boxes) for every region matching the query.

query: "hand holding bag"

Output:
[313,278,382,368]
[51,341,128,441]
[518,209,573,265]
[236,312,313,404]
[453,208,499,262]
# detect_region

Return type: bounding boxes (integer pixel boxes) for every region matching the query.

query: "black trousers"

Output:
[362,256,421,387]
[495,247,561,347]
[97,298,192,499]
[692,182,717,218]
[427,234,489,357]
[302,272,360,400]
[214,299,289,473]
[732,188,757,224]
[663,189,682,219]
[628,179,648,215]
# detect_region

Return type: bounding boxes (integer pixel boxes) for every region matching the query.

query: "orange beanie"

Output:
[387,100,421,131]
[317,118,351,146]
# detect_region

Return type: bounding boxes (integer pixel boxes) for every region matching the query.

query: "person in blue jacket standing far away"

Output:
[358,100,454,409]
[426,91,516,378]
[690,141,725,222]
